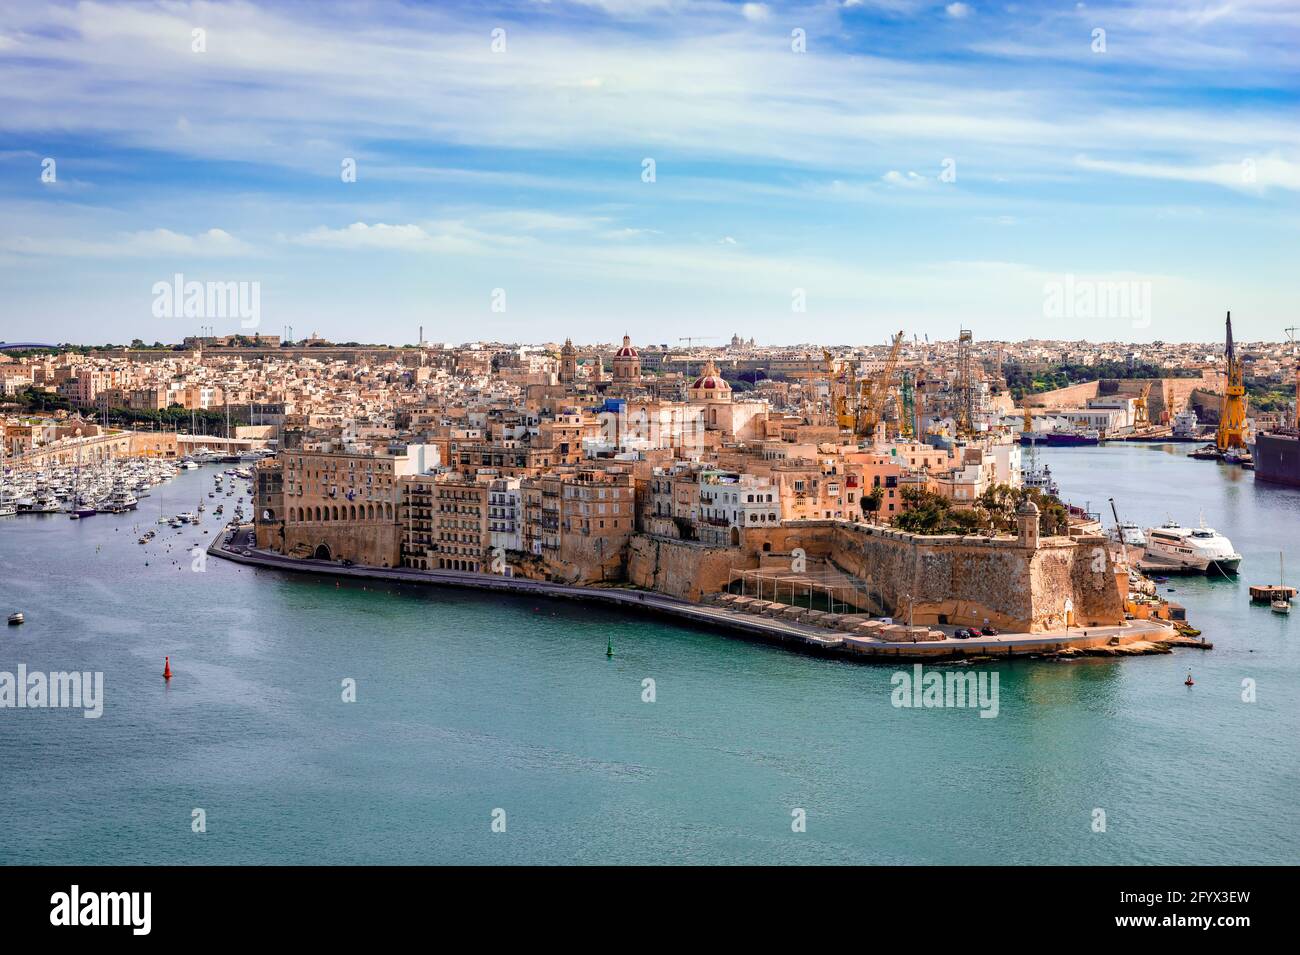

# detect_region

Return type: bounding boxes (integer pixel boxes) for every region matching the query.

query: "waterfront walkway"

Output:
[208,526,1202,662]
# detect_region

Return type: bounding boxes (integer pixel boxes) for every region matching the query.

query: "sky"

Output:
[1,0,1297,347]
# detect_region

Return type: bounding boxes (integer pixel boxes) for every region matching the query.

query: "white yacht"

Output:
[98,479,139,514]
[1145,519,1242,574]
[1109,521,1146,547]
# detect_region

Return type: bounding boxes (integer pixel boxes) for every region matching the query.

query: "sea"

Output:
[0,444,1296,865]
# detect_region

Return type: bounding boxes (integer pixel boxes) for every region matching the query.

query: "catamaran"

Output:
[1144,518,1242,574]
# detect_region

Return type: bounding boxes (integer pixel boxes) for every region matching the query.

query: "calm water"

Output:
[1,449,1297,865]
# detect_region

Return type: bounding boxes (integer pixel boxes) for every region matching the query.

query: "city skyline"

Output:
[2,0,1298,345]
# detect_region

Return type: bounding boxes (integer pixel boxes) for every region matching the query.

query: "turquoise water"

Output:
[1,448,1296,865]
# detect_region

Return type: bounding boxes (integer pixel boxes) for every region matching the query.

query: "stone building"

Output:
[559,338,577,384]
[275,443,436,566]
[401,471,491,572]
[519,466,635,583]
[612,334,640,383]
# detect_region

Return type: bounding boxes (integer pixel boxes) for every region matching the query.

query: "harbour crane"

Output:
[1134,381,1153,429]
[854,331,906,439]
[1215,312,1248,452]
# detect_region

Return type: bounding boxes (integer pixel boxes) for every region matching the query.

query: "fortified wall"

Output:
[627,516,1126,632]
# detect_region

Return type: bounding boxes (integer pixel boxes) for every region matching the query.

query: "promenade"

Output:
[208,525,1206,662]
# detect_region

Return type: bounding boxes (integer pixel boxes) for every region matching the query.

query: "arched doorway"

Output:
[313,543,332,561]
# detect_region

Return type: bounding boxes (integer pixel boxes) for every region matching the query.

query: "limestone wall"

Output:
[284,521,401,568]
[627,536,750,601]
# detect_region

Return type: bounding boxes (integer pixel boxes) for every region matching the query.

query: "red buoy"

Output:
[1184,670,1194,686]
[163,656,172,681]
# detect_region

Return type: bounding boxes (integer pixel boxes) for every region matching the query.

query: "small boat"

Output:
[1272,554,1291,615]
[7,612,23,626]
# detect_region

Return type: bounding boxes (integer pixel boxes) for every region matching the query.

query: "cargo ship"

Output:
[1255,358,1300,487]
[1019,427,1101,447]
[1254,429,1300,487]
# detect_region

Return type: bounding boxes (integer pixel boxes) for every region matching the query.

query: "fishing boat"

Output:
[7,612,23,626]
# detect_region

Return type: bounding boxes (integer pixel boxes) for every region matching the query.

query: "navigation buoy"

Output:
[1184,670,1194,686]
[606,636,613,658]
[163,656,172,681]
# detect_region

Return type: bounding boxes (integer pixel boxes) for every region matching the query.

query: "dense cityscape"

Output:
[4,322,1297,653]
[2,0,1296,904]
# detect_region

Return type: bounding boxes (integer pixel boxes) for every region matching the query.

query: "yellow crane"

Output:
[1216,311,1248,451]
[1134,382,1152,429]
[824,350,858,431]
[854,331,905,438]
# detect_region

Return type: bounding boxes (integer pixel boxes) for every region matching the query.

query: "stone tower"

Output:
[612,334,640,382]
[559,338,577,384]
[1017,497,1040,550]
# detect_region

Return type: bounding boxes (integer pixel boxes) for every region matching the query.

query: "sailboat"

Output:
[1272,554,1291,615]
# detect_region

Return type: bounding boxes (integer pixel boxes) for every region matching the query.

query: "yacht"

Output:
[1022,462,1058,497]
[30,483,62,513]
[1144,519,1242,574]
[1109,521,1146,547]
[98,479,139,514]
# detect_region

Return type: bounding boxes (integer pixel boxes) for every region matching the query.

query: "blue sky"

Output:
[1,0,1297,346]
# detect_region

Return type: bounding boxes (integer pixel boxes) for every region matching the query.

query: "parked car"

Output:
[981,626,1000,636]
[953,628,972,639]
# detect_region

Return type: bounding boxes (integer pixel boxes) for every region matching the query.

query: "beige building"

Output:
[274,444,437,566]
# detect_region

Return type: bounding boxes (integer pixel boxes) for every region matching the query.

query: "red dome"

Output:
[615,333,638,358]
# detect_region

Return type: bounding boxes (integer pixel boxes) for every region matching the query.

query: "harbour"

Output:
[2,444,1296,865]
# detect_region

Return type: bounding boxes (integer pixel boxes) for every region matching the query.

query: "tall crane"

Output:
[855,331,905,439]
[824,350,858,431]
[1216,311,1248,451]
[1134,381,1153,429]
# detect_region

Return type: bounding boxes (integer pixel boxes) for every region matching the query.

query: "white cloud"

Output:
[945,3,972,18]
[0,227,250,258]
[1075,154,1300,192]
[741,3,770,22]
[882,170,929,187]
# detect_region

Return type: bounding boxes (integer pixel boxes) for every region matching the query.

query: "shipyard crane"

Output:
[823,350,852,431]
[1216,311,1248,451]
[854,331,906,439]
[1134,381,1153,429]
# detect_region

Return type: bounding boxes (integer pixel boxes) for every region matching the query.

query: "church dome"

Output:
[614,334,638,358]
[691,359,731,395]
